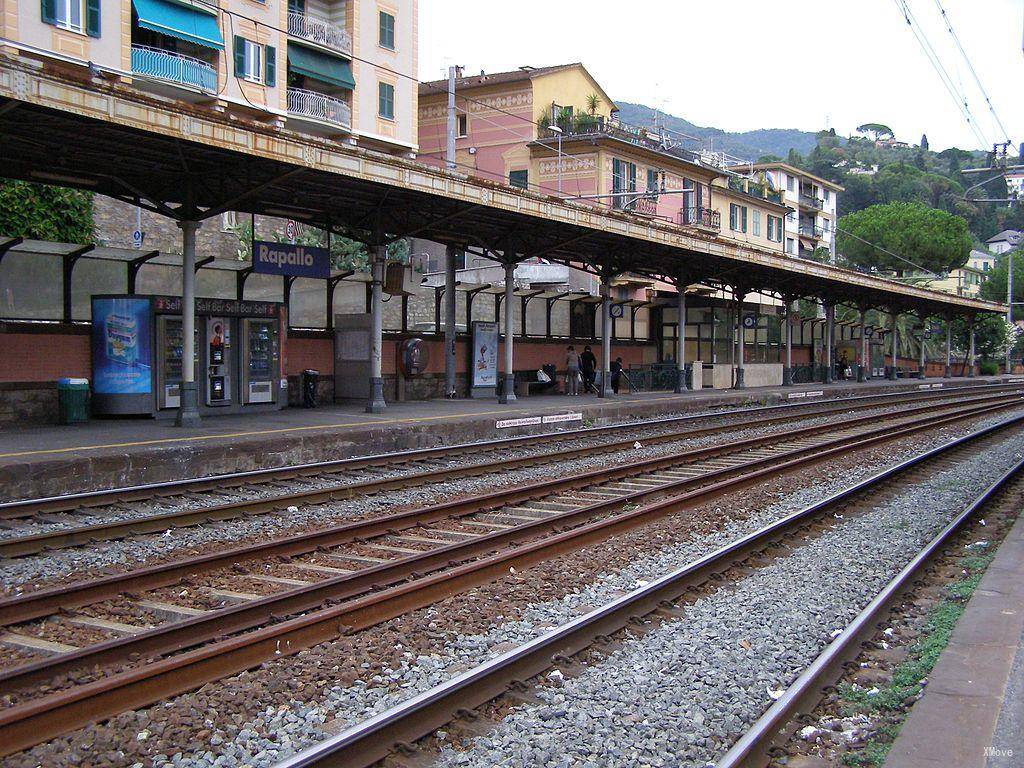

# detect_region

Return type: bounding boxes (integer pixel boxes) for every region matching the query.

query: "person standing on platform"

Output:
[580,345,597,394]
[611,356,624,393]
[565,345,581,396]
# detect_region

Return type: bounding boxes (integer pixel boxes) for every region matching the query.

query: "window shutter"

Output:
[85,0,100,37]
[234,36,246,78]
[41,0,56,24]
[729,204,737,230]
[264,45,276,87]
[741,207,748,233]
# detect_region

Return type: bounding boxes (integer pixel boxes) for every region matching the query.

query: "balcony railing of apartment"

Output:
[542,114,699,164]
[287,11,352,56]
[799,193,824,210]
[798,223,824,239]
[726,176,784,205]
[625,195,659,217]
[287,87,351,128]
[678,205,721,231]
[131,45,216,91]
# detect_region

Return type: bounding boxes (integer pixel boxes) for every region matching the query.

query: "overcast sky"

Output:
[419,0,1023,155]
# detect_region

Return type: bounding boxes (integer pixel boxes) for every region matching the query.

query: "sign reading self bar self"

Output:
[253,240,330,279]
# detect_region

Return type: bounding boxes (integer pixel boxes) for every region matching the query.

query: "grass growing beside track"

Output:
[835,538,1005,767]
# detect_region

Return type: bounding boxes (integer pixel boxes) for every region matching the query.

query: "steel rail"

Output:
[271,414,1024,768]
[3,391,1017,625]
[0,404,1019,758]
[12,387,1005,557]
[3,395,1014,691]
[714,446,1024,767]
[1,381,1007,520]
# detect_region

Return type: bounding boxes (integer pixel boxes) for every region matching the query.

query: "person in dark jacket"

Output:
[580,345,597,394]
[610,357,624,393]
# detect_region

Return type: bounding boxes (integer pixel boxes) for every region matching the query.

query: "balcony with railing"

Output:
[287,11,352,56]
[799,192,824,210]
[726,176,785,205]
[678,205,721,231]
[131,45,216,91]
[540,113,699,165]
[287,87,351,128]
[798,222,824,239]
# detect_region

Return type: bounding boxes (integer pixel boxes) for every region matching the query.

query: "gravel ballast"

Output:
[4,412,1021,768]
[0,400,934,592]
[432,429,1024,768]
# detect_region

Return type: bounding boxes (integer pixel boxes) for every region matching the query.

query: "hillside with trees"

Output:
[618,102,1024,245]
[757,128,1024,244]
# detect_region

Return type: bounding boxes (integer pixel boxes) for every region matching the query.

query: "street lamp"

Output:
[547,124,563,195]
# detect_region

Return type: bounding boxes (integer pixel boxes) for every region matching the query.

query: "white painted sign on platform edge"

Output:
[542,412,583,424]
[496,416,543,429]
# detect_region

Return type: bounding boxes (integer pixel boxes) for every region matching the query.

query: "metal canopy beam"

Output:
[0,61,1005,321]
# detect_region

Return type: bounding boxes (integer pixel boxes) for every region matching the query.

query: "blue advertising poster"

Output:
[91,297,153,395]
[252,241,330,279]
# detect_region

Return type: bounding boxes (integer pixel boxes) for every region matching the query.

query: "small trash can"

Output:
[301,369,319,408]
[57,377,90,424]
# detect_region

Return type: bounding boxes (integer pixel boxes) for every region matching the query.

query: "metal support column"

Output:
[918,323,927,378]
[733,288,745,389]
[968,324,976,377]
[888,312,899,380]
[599,274,613,397]
[782,298,794,386]
[444,245,457,398]
[823,302,834,384]
[858,309,868,382]
[176,220,201,427]
[674,284,686,393]
[945,320,952,378]
[366,244,387,413]
[499,260,517,403]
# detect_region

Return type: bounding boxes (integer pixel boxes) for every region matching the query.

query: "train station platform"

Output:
[0,375,1016,501]
[883,512,1024,768]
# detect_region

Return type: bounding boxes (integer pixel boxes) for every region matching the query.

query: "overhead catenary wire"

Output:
[931,0,1013,145]
[892,0,990,148]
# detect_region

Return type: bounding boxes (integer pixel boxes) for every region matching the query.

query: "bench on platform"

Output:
[513,365,559,397]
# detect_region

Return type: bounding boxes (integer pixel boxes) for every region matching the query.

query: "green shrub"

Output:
[979,361,999,375]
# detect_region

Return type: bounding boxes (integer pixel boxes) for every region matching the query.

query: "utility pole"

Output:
[1008,249,1015,374]
[445,65,457,172]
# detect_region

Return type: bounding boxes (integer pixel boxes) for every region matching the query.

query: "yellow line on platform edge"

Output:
[0,394,667,460]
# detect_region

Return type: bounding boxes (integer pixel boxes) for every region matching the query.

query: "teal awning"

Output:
[287,44,355,89]
[132,0,224,49]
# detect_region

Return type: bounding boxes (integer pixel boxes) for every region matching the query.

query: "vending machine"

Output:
[91,294,286,418]
[205,316,233,406]
[241,317,280,404]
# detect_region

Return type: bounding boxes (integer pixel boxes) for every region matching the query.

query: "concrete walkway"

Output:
[0,376,1010,502]
[884,513,1024,768]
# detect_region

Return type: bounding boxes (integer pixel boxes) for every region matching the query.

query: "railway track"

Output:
[0,383,1018,559]
[0,391,1020,758]
[270,414,1024,768]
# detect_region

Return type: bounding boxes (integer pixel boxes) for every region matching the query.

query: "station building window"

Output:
[729,203,747,233]
[43,0,100,36]
[378,81,395,120]
[379,10,395,50]
[509,169,528,189]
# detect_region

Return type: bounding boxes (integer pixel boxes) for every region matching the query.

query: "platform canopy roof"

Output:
[0,58,1006,320]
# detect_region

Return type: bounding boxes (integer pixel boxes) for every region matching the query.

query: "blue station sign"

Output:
[253,240,330,279]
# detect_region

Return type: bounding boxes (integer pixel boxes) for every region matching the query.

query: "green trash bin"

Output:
[57,378,90,424]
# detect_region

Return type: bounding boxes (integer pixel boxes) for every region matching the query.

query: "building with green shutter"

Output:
[8,0,416,156]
